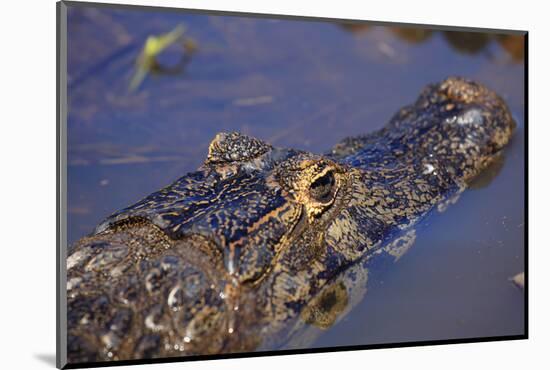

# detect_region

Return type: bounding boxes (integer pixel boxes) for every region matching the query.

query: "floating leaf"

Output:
[129,24,188,91]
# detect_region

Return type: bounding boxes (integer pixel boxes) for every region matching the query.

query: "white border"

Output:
[2,0,547,369]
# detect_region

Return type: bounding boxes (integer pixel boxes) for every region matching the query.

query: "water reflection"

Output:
[284,257,369,349]
[286,229,417,348]
[339,23,524,62]
[301,282,350,329]
[467,153,506,189]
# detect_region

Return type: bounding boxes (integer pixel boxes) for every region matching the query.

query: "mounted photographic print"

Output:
[56,1,527,368]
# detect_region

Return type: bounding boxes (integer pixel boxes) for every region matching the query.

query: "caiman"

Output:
[66,77,516,364]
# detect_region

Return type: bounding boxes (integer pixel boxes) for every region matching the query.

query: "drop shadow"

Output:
[34,353,56,367]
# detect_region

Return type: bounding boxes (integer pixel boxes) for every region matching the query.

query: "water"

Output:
[66,5,525,350]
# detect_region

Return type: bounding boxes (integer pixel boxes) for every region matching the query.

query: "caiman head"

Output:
[67,77,515,362]
[96,131,359,281]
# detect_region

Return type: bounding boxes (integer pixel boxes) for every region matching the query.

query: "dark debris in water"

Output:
[338,23,524,63]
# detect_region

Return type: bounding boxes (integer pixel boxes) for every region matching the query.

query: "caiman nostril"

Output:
[440,76,483,104]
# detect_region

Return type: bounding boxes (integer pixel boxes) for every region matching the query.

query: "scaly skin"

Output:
[66,77,515,364]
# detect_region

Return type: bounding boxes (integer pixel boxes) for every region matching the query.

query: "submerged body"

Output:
[66,77,515,363]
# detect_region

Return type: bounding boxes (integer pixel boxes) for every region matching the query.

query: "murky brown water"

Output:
[66,4,525,350]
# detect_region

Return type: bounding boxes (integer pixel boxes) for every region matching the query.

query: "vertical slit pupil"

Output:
[310,171,335,202]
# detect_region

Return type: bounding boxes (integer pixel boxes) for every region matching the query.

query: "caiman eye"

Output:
[309,171,336,203]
